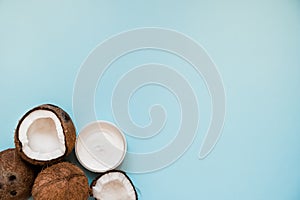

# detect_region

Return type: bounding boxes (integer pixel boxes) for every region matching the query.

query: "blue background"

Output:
[1,1,300,199]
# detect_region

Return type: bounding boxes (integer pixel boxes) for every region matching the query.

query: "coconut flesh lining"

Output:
[93,172,136,200]
[18,110,66,161]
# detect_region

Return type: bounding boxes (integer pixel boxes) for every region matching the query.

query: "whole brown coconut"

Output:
[14,104,76,166]
[0,148,36,200]
[32,162,90,200]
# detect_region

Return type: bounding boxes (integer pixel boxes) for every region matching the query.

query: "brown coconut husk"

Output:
[0,148,36,200]
[32,162,90,200]
[14,104,76,166]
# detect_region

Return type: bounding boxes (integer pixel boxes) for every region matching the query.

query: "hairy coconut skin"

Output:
[14,104,76,166]
[32,162,90,200]
[0,148,36,200]
[91,170,138,200]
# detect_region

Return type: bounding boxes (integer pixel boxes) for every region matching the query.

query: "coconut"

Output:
[0,148,36,200]
[32,162,90,200]
[91,170,138,200]
[14,104,76,165]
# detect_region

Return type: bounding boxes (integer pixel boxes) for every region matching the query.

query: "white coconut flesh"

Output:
[93,172,136,200]
[18,110,66,161]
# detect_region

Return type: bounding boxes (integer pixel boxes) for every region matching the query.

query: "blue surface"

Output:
[1,1,300,199]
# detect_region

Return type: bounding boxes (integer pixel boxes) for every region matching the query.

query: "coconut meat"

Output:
[18,110,66,161]
[93,172,136,200]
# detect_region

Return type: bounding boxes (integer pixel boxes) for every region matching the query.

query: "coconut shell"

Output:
[91,170,138,200]
[14,104,76,166]
[0,148,36,200]
[32,162,90,200]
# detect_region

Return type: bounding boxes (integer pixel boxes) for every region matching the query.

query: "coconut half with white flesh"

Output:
[14,104,76,165]
[91,170,138,200]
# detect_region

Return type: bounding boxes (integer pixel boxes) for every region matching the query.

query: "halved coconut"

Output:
[91,170,138,200]
[14,104,76,165]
